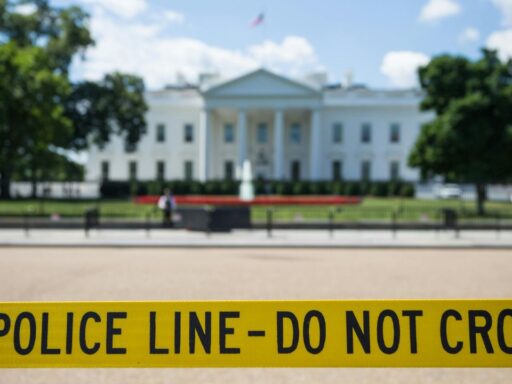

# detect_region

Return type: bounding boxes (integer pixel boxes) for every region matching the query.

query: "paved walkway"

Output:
[1,247,511,383]
[1,228,512,247]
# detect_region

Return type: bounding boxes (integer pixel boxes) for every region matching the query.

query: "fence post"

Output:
[24,213,30,237]
[328,208,334,238]
[496,212,501,239]
[146,212,151,238]
[266,208,273,238]
[391,210,397,239]
[206,207,212,237]
[84,210,90,238]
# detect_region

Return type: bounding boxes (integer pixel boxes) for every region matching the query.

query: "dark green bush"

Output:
[100,179,416,198]
[400,183,415,197]
[370,182,388,197]
[345,182,361,196]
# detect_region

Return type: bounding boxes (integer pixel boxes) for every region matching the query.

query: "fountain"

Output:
[239,159,255,201]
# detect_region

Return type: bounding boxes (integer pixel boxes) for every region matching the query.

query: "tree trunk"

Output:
[0,166,12,199]
[476,183,486,216]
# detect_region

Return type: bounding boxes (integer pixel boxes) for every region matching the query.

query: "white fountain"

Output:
[239,159,255,201]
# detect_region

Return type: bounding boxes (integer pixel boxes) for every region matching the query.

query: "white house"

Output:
[85,68,434,183]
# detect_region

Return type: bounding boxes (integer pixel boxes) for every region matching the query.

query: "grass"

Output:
[1,197,511,222]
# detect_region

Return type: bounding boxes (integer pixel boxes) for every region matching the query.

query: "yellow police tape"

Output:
[0,300,511,368]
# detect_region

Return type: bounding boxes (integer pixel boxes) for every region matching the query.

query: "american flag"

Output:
[251,13,265,27]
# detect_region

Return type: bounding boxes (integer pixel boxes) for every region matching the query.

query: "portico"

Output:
[199,69,322,181]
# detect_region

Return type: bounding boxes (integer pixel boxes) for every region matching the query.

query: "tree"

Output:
[0,0,147,198]
[409,50,512,215]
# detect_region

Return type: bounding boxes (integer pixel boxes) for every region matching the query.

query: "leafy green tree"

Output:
[409,50,512,215]
[0,0,147,198]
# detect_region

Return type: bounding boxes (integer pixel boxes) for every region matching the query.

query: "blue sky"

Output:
[51,0,511,89]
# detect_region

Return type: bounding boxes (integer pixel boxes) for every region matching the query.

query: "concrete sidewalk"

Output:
[1,228,512,248]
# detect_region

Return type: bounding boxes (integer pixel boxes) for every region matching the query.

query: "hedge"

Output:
[100,180,415,198]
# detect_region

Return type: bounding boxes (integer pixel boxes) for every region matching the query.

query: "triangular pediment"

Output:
[204,68,319,98]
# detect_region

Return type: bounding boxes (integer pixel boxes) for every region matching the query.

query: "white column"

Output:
[309,108,321,180]
[198,109,211,181]
[273,109,284,180]
[237,110,247,180]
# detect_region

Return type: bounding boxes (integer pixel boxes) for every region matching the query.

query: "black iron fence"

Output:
[1,205,512,235]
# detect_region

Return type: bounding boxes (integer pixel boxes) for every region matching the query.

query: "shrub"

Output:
[370,182,388,197]
[345,182,361,196]
[400,183,415,197]
[100,181,131,198]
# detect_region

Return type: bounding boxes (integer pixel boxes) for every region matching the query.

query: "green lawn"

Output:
[1,197,511,222]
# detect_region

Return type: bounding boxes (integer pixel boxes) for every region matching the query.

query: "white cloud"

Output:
[79,0,147,19]
[490,0,512,26]
[73,10,323,89]
[458,27,480,43]
[487,29,512,60]
[164,10,185,25]
[247,36,323,76]
[380,51,430,88]
[419,0,461,23]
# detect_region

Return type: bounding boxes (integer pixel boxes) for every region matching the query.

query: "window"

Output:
[390,123,400,143]
[390,161,400,180]
[224,123,234,143]
[291,160,301,181]
[332,123,343,144]
[184,124,194,143]
[361,123,372,143]
[224,160,234,180]
[257,123,268,143]
[361,160,371,181]
[125,142,137,153]
[290,123,301,144]
[332,160,343,181]
[101,161,109,181]
[156,123,165,142]
[184,161,193,180]
[129,161,137,181]
[156,161,165,181]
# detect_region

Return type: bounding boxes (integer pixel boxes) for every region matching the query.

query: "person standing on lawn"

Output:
[158,188,176,227]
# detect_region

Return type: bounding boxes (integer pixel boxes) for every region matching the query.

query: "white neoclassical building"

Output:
[85,68,434,183]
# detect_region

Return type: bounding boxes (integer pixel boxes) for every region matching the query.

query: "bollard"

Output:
[266,208,273,238]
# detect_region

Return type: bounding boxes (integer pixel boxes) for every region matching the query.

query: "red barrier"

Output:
[134,195,362,206]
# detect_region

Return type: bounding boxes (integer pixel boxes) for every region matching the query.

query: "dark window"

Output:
[224,123,234,143]
[101,161,109,181]
[156,161,165,181]
[332,123,343,143]
[390,161,400,180]
[184,161,193,180]
[125,142,137,153]
[291,160,301,181]
[361,160,371,181]
[184,124,194,143]
[156,124,165,142]
[224,160,234,180]
[129,161,137,181]
[390,123,400,143]
[257,123,268,143]
[290,123,301,144]
[361,123,371,143]
[332,160,343,181]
